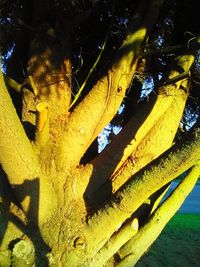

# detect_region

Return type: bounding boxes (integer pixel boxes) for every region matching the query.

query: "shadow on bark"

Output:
[83,92,157,215]
[0,169,50,266]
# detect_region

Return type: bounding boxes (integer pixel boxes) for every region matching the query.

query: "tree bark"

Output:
[117,164,200,266]
[82,125,200,258]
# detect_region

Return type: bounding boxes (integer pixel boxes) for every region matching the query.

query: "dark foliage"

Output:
[0,0,199,146]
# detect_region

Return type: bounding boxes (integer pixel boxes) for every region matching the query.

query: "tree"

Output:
[0,0,200,266]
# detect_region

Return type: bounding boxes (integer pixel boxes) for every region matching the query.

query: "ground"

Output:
[137,214,200,267]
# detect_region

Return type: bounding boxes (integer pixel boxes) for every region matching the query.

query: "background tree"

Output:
[0,0,200,266]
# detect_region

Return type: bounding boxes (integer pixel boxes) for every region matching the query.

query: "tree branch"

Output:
[163,71,190,85]
[56,0,164,171]
[83,54,194,197]
[92,218,138,267]
[0,71,39,184]
[142,44,185,57]
[83,126,200,256]
[56,27,146,170]
[117,164,200,266]
[0,72,57,222]
[142,35,200,58]
[3,75,23,93]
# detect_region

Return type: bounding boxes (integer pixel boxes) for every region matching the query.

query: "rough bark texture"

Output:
[1,0,200,266]
[116,164,200,267]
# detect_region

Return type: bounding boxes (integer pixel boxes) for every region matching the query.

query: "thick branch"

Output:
[117,164,200,266]
[56,27,146,171]
[83,126,200,256]
[0,71,39,184]
[0,73,56,223]
[56,0,164,171]
[85,54,194,196]
[92,218,138,267]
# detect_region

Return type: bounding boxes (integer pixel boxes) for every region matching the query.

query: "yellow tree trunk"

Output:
[0,0,200,266]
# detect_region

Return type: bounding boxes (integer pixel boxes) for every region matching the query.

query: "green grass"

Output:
[136,214,200,267]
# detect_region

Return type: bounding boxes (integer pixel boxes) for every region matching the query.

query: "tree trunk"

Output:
[0,0,200,266]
